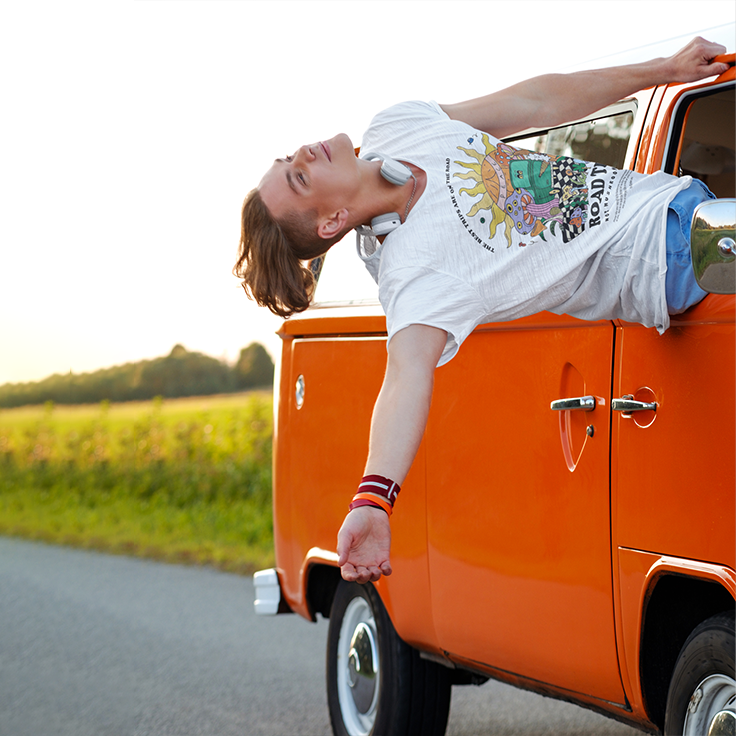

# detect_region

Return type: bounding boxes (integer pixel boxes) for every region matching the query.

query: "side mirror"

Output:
[691,199,736,294]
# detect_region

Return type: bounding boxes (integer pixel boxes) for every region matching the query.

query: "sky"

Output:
[1,0,733,385]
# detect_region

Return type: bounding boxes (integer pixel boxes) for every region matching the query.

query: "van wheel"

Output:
[326,579,451,736]
[663,609,735,735]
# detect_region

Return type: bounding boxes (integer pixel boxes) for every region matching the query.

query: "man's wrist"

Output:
[349,474,402,517]
[358,474,401,505]
[349,495,392,517]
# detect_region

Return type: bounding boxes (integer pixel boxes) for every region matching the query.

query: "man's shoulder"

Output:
[361,100,449,153]
[366,100,445,130]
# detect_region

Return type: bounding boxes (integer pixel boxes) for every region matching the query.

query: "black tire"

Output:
[663,609,735,736]
[326,580,451,736]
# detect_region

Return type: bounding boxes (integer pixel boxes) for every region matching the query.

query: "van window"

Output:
[507,110,635,169]
[672,86,735,199]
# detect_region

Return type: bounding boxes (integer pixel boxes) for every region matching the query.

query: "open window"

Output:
[505,101,637,170]
[664,81,736,295]
[665,83,735,198]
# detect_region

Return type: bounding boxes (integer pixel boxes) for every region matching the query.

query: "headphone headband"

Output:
[362,152,412,187]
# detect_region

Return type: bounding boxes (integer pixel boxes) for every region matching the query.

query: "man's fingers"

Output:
[360,567,381,584]
[341,563,358,582]
[697,42,729,75]
[711,63,730,77]
[341,566,369,583]
[340,561,387,584]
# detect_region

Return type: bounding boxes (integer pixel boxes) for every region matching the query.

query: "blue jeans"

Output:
[665,179,715,314]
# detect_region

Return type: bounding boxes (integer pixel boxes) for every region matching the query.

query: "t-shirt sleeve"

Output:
[361,101,447,151]
[379,267,484,366]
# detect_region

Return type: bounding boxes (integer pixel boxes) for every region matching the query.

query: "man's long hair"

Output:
[233,189,333,318]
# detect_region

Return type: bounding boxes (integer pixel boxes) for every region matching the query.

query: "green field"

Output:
[0,392,275,573]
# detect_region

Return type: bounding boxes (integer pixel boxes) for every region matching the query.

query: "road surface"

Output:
[0,537,640,735]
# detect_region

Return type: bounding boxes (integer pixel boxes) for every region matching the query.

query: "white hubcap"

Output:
[336,598,380,736]
[684,674,736,736]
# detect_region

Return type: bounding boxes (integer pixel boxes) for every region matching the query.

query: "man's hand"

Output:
[665,36,729,83]
[337,506,392,583]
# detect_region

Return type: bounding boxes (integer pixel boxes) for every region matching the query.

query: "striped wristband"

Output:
[349,493,392,517]
[348,474,401,517]
[357,474,401,505]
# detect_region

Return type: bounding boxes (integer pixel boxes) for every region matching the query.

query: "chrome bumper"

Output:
[253,568,284,616]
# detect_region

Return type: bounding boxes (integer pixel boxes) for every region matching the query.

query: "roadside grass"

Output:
[0,392,275,574]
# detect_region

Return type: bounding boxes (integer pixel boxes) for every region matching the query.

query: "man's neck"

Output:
[357,159,427,228]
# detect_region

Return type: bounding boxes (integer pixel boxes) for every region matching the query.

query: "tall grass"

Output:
[0,393,274,573]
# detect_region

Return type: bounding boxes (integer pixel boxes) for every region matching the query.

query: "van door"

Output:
[424,316,626,703]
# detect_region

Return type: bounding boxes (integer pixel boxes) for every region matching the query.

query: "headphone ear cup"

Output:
[371,212,402,236]
[362,152,412,186]
[378,158,412,186]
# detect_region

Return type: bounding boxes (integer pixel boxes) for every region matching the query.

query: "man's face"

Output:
[258,133,358,227]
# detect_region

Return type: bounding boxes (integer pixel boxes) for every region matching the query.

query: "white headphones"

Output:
[359,152,413,237]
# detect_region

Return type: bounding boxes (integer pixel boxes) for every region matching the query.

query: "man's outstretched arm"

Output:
[441,36,729,139]
[337,324,447,584]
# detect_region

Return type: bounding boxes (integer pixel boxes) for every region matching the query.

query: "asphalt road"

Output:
[0,537,641,736]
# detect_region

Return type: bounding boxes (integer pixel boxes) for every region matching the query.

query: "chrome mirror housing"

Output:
[691,199,736,294]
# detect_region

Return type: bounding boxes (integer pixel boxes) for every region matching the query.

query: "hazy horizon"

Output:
[0,340,268,387]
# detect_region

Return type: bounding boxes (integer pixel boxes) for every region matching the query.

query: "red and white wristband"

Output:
[348,474,401,518]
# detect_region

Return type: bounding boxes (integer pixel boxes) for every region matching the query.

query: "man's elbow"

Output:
[387,325,447,375]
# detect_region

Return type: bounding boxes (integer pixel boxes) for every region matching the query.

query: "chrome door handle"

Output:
[550,395,596,411]
[612,395,657,413]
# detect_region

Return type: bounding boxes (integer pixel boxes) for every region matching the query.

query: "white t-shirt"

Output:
[357,100,691,366]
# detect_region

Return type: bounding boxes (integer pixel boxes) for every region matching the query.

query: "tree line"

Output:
[0,343,274,408]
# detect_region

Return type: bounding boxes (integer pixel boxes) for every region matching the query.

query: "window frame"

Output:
[503,99,640,169]
[660,80,735,179]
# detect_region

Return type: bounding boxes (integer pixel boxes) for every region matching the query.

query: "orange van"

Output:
[253,35,736,736]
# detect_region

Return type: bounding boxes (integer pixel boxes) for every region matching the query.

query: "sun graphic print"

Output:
[452,133,590,247]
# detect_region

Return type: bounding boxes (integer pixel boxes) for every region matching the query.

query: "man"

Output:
[234,37,729,584]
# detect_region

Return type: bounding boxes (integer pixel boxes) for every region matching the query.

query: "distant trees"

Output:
[234,343,274,390]
[139,344,235,399]
[0,343,275,408]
